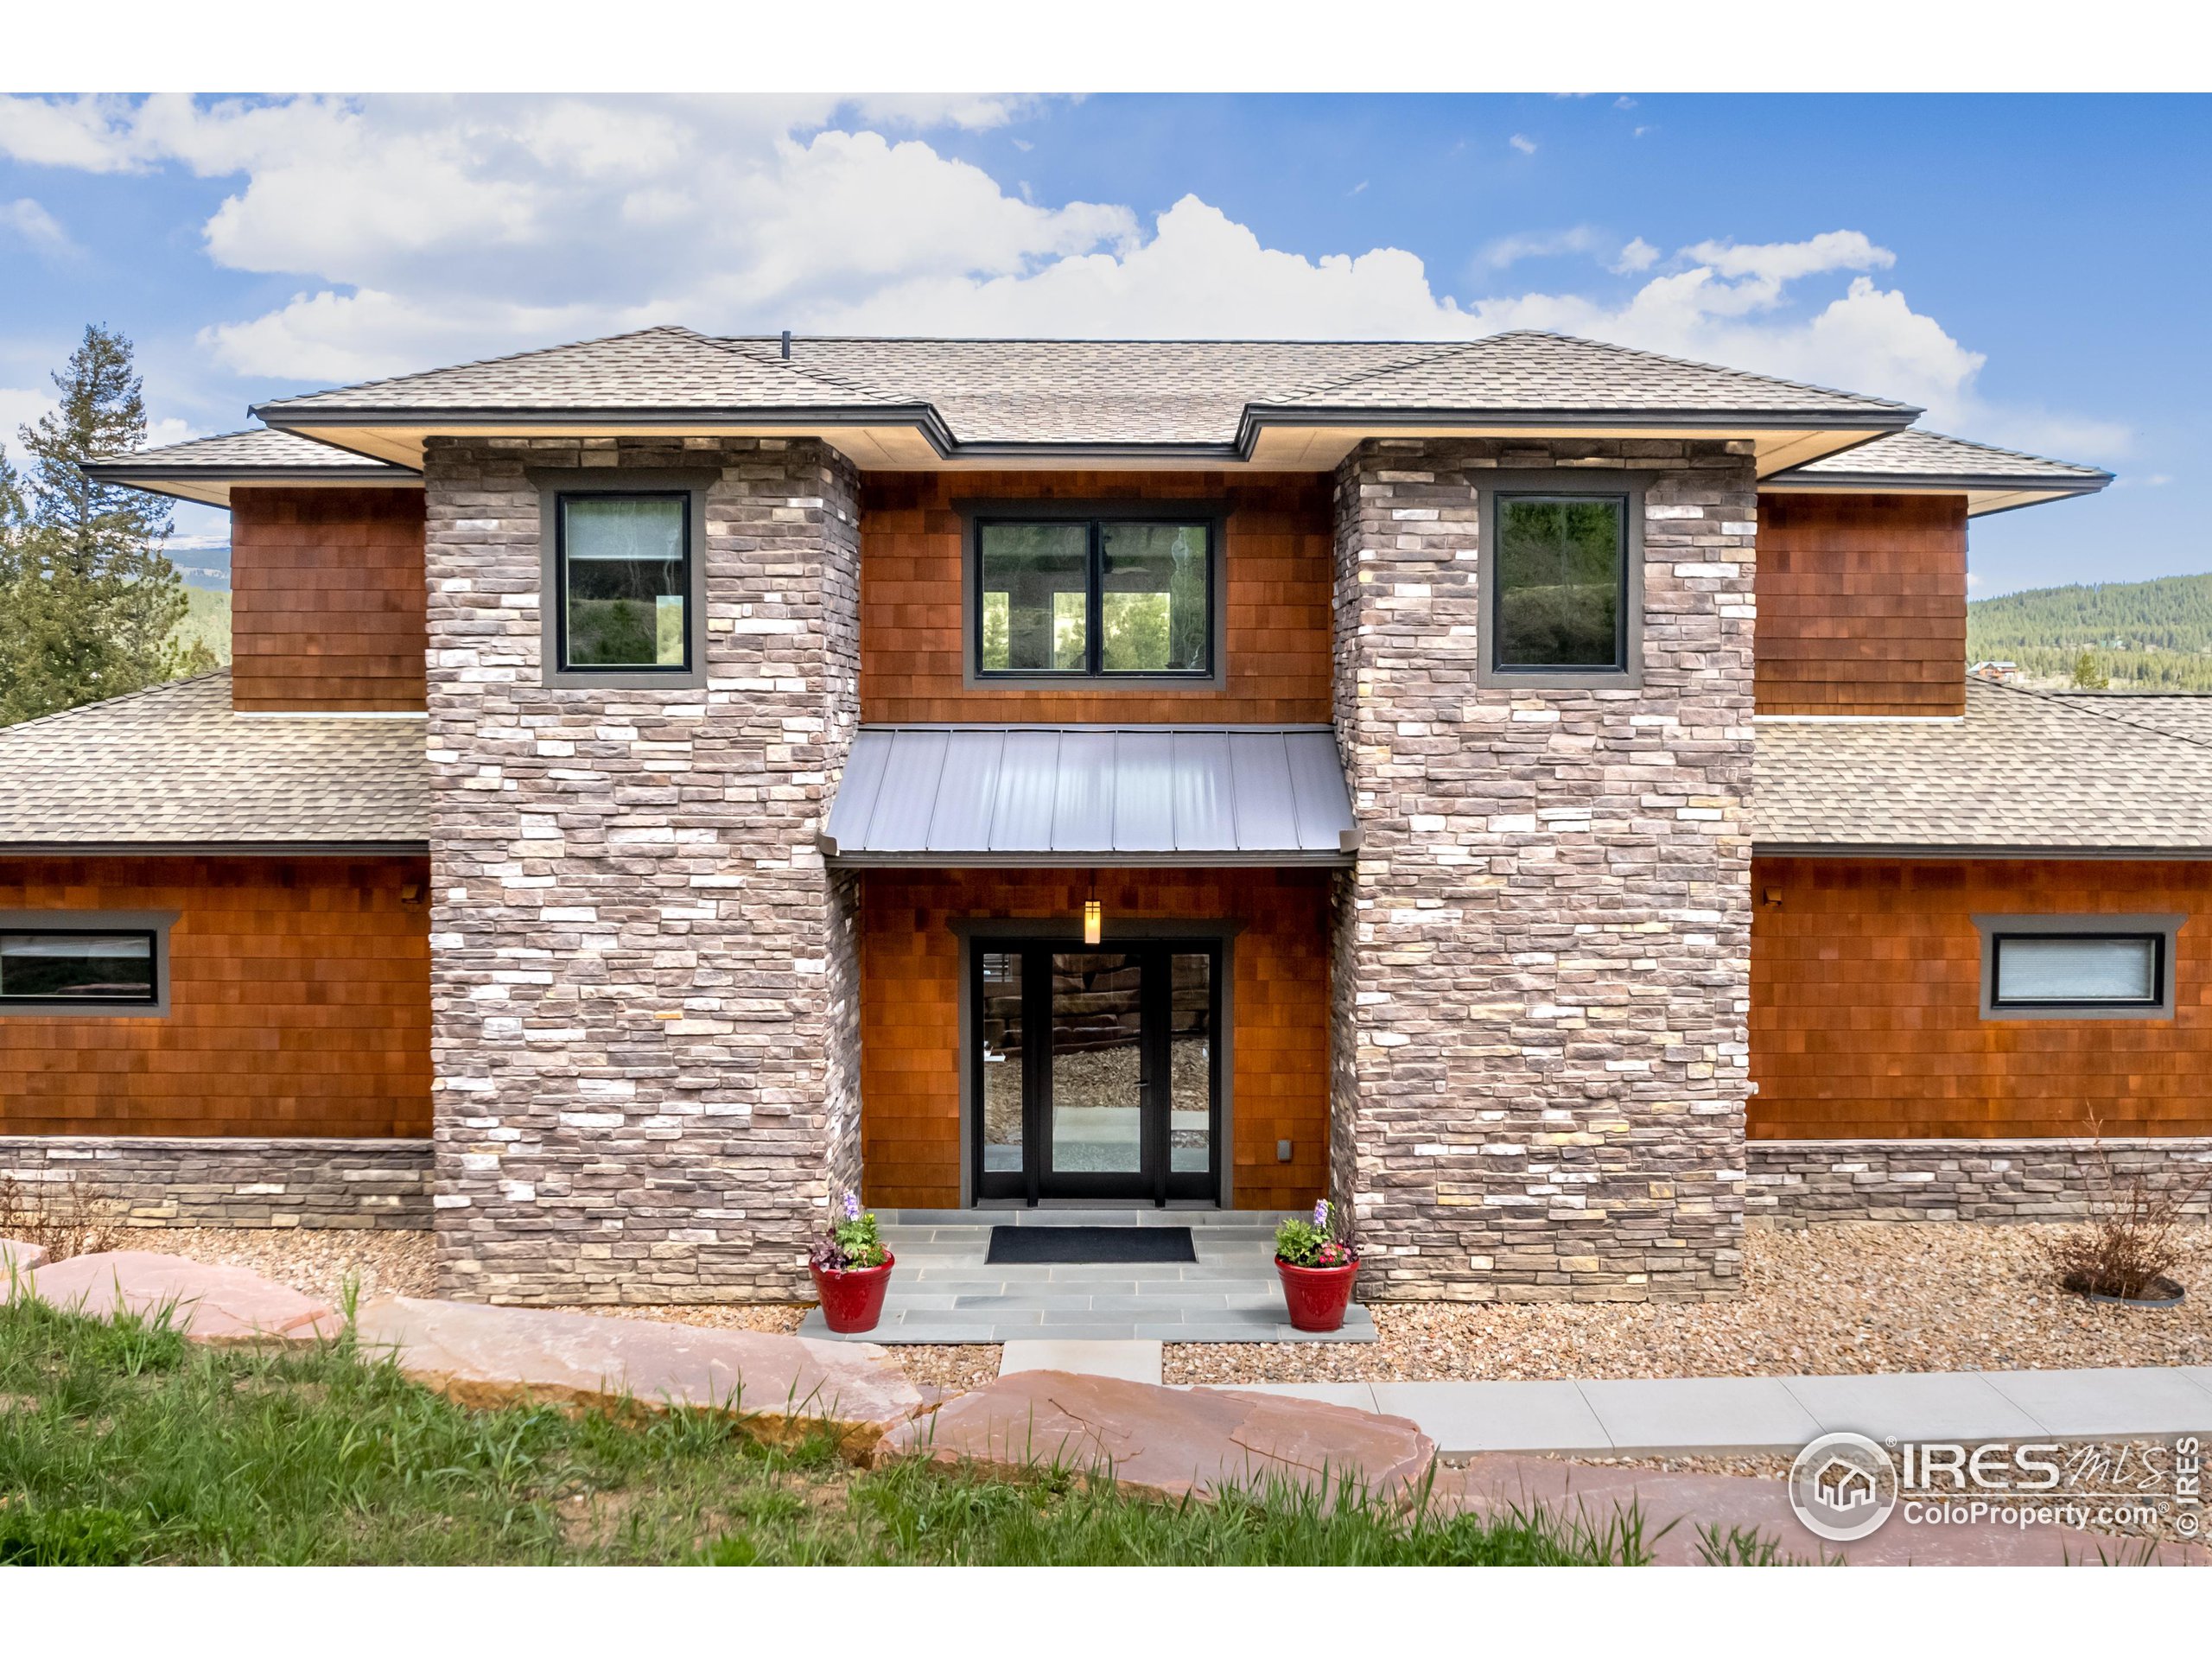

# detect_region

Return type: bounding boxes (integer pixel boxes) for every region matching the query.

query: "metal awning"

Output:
[821,725,1360,867]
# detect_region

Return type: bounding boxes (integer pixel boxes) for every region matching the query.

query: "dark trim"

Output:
[79,465,419,485]
[1755,842,2212,861]
[0,910,175,1019]
[531,468,713,690]
[962,501,1226,690]
[0,841,429,857]
[256,396,1917,469]
[1474,470,1650,691]
[830,849,1355,869]
[1971,913,2183,1022]
[1761,472,2109,495]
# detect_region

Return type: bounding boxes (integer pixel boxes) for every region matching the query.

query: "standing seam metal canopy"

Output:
[821,726,1359,865]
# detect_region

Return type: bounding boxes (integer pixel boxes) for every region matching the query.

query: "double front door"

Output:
[971,941,1221,1204]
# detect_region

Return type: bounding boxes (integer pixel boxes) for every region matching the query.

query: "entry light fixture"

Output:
[1083,880,1102,946]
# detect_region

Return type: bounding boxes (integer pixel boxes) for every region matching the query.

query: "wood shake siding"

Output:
[1754,493,1967,717]
[230,487,429,711]
[0,855,432,1138]
[857,868,1332,1211]
[859,471,1333,723]
[1750,856,2212,1139]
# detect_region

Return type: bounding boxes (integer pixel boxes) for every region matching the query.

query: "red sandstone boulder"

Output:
[351,1296,928,1456]
[876,1370,1437,1507]
[0,1237,48,1280]
[28,1251,341,1344]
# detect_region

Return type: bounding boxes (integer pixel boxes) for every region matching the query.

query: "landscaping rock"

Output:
[351,1297,927,1455]
[876,1370,1436,1506]
[1431,1455,2212,1566]
[28,1251,340,1344]
[0,1237,48,1279]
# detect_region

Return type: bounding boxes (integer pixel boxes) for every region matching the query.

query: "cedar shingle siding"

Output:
[232,487,429,712]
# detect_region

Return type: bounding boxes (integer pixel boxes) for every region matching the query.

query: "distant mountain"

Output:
[1967,571,2212,692]
[172,543,231,592]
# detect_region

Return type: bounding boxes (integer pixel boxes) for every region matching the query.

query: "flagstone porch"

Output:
[796,1207,1378,1344]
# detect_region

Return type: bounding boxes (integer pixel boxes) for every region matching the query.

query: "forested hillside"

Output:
[1967,572,2212,691]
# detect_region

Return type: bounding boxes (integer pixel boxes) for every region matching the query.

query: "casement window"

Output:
[1476,475,1646,689]
[534,469,712,688]
[556,493,691,672]
[0,913,172,1017]
[1974,914,2183,1020]
[968,508,1221,684]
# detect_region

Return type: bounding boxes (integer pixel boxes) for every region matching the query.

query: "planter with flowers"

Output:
[1273,1198,1360,1332]
[809,1192,895,1334]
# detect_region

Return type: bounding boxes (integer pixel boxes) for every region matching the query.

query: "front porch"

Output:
[797,1208,1377,1344]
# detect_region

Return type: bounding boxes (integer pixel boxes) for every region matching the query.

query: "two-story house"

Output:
[3,327,2201,1309]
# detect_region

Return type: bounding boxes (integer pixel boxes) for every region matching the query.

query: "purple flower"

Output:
[1313,1198,1330,1229]
[842,1191,861,1222]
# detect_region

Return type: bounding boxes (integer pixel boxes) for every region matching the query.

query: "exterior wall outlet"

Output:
[1277,1139,1292,1162]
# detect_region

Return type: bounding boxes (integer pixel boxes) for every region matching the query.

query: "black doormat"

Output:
[986,1225,1197,1265]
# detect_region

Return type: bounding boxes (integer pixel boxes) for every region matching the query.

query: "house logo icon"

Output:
[1788,1433,1900,1542]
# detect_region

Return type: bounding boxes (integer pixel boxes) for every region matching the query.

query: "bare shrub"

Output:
[0,1173,122,1263]
[2044,1122,2212,1303]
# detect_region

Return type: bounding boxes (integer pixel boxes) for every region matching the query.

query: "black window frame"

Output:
[0,926,162,1009]
[1485,488,1635,678]
[965,504,1224,686]
[552,488,697,677]
[1972,912,2184,1022]
[1989,931,2166,1013]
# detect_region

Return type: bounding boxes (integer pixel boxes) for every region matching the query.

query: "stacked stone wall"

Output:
[423,435,861,1304]
[1332,437,1757,1301]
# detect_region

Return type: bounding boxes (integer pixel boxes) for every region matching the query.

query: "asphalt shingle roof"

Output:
[1768,429,2112,487]
[253,325,1916,446]
[0,673,428,849]
[1755,678,2212,853]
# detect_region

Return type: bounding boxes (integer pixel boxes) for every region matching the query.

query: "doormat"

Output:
[986,1226,1197,1265]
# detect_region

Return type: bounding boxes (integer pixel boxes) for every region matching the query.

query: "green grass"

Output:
[0,1297,1656,1566]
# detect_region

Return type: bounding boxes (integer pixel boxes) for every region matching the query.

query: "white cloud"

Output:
[0,94,2125,461]
[1509,133,1538,156]
[2,196,76,257]
[1478,226,1604,270]
[1609,236,1659,275]
[2,385,55,448]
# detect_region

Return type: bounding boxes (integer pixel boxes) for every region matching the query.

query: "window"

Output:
[1491,493,1630,673]
[1974,914,2183,1020]
[0,930,157,1006]
[556,493,691,672]
[973,512,1216,680]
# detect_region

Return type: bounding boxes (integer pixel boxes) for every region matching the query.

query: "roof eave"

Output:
[1755,840,2212,861]
[79,461,423,509]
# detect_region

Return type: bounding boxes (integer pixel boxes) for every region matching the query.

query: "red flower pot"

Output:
[810,1253,896,1334]
[1275,1257,1359,1332]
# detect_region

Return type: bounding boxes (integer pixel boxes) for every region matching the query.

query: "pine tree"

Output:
[0,324,200,725]
[2069,648,2110,690]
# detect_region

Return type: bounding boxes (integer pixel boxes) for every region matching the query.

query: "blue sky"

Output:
[1,92,2203,594]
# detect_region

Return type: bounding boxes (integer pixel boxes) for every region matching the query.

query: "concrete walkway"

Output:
[798,1208,1378,1344]
[1216,1364,2212,1458]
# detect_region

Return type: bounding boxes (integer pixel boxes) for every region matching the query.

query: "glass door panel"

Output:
[978,950,1026,1176]
[1048,951,1145,1176]
[1168,952,1214,1174]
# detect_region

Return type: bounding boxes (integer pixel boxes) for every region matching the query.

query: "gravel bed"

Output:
[1165,1222,2212,1385]
[121,1227,435,1305]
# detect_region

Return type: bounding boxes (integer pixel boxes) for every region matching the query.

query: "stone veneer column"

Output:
[1331,438,1756,1302]
[423,435,861,1304]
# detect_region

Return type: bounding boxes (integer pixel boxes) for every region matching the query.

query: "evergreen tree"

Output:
[2069,648,2110,690]
[0,324,201,725]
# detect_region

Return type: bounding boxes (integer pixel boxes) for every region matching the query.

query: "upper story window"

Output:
[971,512,1217,683]
[1975,914,2182,1020]
[0,928,158,1008]
[1477,477,1644,690]
[556,493,691,673]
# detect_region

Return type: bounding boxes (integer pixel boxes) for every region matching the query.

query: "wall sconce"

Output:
[1083,880,1103,946]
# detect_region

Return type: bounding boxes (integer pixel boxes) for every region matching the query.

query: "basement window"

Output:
[0,926,162,1014]
[1975,914,2183,1020]
[968,508,1221,684]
